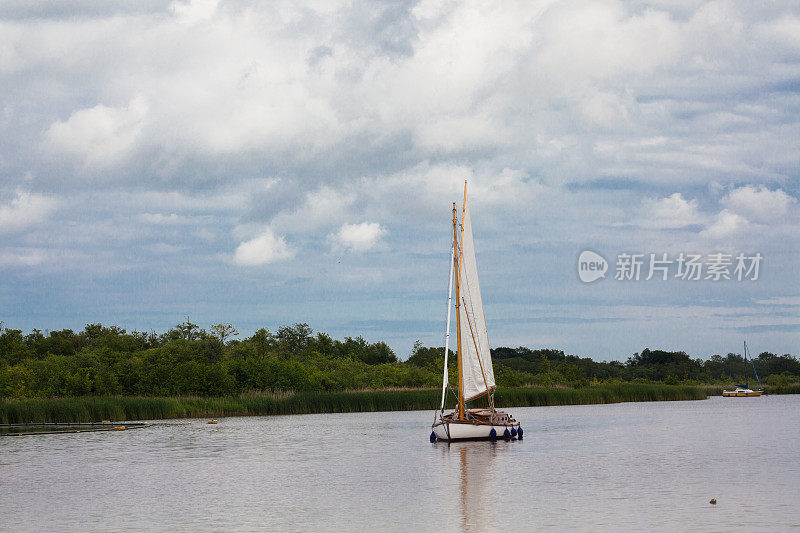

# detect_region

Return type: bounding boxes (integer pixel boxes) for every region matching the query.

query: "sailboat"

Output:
[722,341,765,397]
[430,182,522,442]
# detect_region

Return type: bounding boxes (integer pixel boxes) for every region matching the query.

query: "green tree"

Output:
[210,323,239,344]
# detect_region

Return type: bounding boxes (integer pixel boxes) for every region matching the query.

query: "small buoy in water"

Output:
[114,426,126,431]
[503,428,511,440]
[430,431,436,443]
[510,427,517,437]
[518,426,524,439]
[489,428,497,439]
[709,499,717,505]
[208,419,218,424]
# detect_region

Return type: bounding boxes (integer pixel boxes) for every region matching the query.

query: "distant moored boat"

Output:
[722,341,765,397]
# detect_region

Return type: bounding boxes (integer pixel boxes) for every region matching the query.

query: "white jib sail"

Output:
[458,193,496,402]
[440,237,455,411]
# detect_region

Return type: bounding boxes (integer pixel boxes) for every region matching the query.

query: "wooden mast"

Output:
[453,200,465,420]
[458,181,470,419]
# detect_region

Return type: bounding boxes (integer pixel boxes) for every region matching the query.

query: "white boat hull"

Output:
[722,388,764,397]
[432,420,521,441]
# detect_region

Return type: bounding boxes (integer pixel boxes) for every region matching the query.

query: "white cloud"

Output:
[171,0,219,25]
[136,213,182,225]
[149,242,186,254]
[43,96,148,169]
[0,190,57,236]
[263,185,357,239]
[332,222,387,252]
[755,14,800,54]
[701,209,749,239]
[579,90,632,129]
[721,185,796,223]
[640,193,704,229]
[535,1,683,82]
[755,296,800,306]
[234,227,293,266]
[112,184,259,214]
[293,187,353,227]
[6,0,793,192]
[0,248,48,267]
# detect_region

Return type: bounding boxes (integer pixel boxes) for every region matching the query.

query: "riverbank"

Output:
[0,383,721,423]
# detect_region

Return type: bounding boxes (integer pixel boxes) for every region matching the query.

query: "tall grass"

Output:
[0,384,716,424]
[0,391,442,424]
[765,383,800,395]
[495,383,709,407]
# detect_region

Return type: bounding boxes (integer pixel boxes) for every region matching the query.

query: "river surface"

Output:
[2,395,799,532]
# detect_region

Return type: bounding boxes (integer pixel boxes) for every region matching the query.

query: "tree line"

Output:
[0,320,797,399]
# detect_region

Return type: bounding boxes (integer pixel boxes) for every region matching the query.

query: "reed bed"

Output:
[495,383,709,407]
[765,383,800,395]
[0,384,718,424]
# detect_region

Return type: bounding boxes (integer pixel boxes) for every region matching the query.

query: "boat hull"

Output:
[722,390,764,397]
[432,420,521,441]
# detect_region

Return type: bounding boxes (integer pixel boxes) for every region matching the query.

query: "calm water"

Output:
[2,396,799,532]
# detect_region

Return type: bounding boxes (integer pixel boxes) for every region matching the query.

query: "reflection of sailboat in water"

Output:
[452,443,498,531]
[431,181,522,442]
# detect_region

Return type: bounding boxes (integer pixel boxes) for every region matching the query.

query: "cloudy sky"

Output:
[1,0,798,361]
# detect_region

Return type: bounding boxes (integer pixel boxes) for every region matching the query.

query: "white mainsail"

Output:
[458,193,496,401]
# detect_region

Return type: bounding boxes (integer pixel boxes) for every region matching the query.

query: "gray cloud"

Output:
[0,1,171,21]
